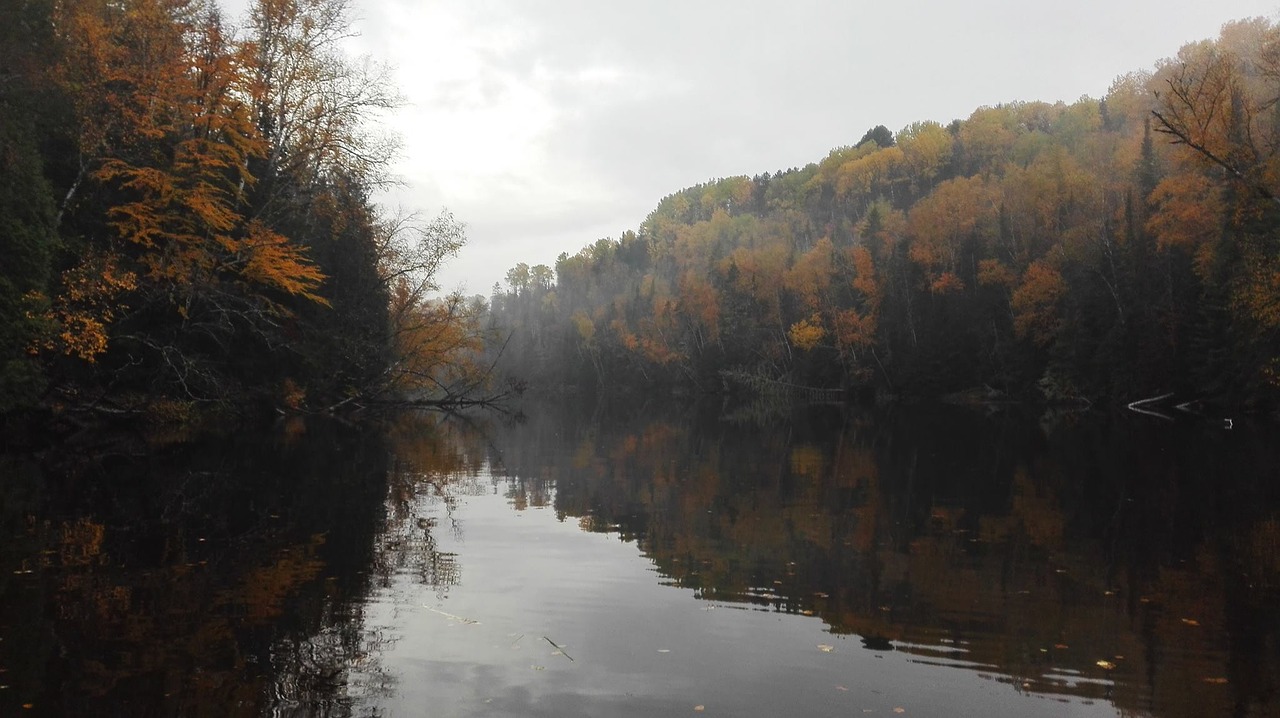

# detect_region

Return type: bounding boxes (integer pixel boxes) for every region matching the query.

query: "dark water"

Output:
[2,401,1279,717]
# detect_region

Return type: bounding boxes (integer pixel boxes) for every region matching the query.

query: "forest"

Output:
[486,19,1280,412]
[0,0,493,427]
[3,2,1280,425]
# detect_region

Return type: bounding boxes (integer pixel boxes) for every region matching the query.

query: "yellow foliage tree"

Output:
[1012,261,1067,346]
[49,0,328,363]
[788,314,827,352]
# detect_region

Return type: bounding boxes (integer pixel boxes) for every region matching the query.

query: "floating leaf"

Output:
[1096,660,1116,670]
[694,705,705,712]
[1203,677,1229,685]
[1180,618,1200,627]
[835,685,849,691]
[818,644,835,652]
[894,708,906,714]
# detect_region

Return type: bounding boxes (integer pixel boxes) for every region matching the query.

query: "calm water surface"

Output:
[2,400,1279,716]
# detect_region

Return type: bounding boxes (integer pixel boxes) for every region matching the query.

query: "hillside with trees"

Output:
[487,19,1280,411]
[0,0,490,425]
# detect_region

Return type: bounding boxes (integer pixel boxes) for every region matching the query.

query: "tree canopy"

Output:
[486,18,1280,411]
[0,0,488,419]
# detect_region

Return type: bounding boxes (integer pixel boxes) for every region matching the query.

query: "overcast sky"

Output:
[228,0,1278,296]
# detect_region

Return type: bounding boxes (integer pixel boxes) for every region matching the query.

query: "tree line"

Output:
[487,19,1280,411]
[0,0,491,423]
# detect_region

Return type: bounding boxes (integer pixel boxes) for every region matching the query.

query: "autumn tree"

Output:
[0,0,487,415]
[477,17,1279,408]
[246,0,399,202]
[1150,18,1280,400]
[41,0,337,403]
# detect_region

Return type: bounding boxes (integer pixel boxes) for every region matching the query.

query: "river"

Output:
[2,399,1278,716]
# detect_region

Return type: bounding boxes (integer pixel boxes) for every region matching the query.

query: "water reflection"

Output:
[485,400,1280,718]
[3,402,1279,717]
[1,419,394,717]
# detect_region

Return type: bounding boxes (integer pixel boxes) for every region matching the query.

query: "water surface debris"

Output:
[544,636,575,661]
[423,605,480,625]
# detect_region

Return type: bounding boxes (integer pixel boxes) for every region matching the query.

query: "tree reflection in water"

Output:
[481,398,1280,718]
[3,403,1279,717]
[0,412,486,717]
[271,411,502,714]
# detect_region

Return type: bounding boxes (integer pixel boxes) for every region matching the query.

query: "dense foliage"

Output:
[488,19,1280,410]
[0,0,487,420]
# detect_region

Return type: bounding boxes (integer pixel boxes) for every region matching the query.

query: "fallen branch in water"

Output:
[1126,392,1174,410]
[543,636,574,661]
[1126,392,1175,421]
[423,605,480,625]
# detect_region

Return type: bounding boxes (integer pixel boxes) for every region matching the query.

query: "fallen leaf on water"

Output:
[893,708,906,714]
[818,644,835,652]
[835,685,849,691]
[1203,677,1229,685]
[694,705,705,712]
[1096,660,1116,670]
[1054,644,1069,650]
[1181,618,1200,627]
[801,610,814,616]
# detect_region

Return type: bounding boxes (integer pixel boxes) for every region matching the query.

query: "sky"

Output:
[226,0,1278,296]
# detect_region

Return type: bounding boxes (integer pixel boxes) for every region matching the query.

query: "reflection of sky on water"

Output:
[353,477,1120,718]
[15,409,1270,716]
